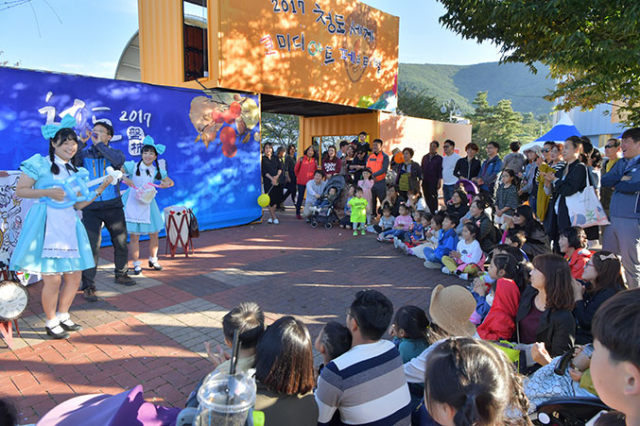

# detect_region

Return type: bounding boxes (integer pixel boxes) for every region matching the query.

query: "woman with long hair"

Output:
[424,337,531,426]
[506,204,551,259]
[543,136,592,249]
[528,254,576,366]
[254,316,318,425]
[573,251,627,344]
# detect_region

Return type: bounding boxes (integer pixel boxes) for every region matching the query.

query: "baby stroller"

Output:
[310,175,345,230]
[456,178,479,204]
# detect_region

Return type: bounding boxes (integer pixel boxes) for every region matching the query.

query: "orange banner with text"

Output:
[218,0,399,112]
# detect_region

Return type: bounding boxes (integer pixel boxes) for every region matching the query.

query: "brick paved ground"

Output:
[0,209,462,424]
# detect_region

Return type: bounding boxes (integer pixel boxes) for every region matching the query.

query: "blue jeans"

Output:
[443,184,455,204]
[382,229,407,239]
[422,247,440,264]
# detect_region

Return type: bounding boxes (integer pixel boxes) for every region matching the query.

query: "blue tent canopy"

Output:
[534,114,581,142]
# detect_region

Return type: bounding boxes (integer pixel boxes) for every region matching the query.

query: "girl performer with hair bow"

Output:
[121,136,174,275]
[10,115,114,339]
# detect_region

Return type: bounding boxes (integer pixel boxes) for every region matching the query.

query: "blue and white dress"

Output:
[9,154,95,275]
[122,161,166,235]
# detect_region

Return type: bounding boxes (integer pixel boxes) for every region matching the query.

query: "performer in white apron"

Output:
[121,136,173,275]
[10,115,114,339]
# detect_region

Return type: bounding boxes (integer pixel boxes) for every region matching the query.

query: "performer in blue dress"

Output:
[121,136,173,275]
[10,115,114,339]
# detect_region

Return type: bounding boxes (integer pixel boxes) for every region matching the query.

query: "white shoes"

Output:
[273,219,279,224]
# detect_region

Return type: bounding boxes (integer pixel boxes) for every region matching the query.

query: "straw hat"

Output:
[429,284,477,337]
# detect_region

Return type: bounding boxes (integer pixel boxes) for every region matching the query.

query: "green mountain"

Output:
[398,61,555,116]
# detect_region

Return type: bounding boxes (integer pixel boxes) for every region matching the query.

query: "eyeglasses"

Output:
[513,212,521,217]
[604,145,615,149]
[542,149,550,153]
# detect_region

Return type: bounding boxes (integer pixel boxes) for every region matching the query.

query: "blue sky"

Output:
[0,0,502,78]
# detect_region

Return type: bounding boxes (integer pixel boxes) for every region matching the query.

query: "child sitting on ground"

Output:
[475,253,525,340]
[186,302,265,407]
[348,186,369,236]
[424,212,443,248]
[394,211,423,249]
[388,305,430,415]
[399,214,432,256]
[423,213,459,269]
[339,185,355,229]
[525,344,598,413]
[315,321,352,379]
[372,204,395,234]
[441,222,484,280]
[377,203,413,242]
[504,228,529,261]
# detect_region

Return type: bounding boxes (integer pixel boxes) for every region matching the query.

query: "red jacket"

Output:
[294,156,317,186]
[567,248,592,280]
[477,278,521,341]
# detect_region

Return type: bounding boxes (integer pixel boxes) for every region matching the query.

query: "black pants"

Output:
[282,179,297,205]
[370,180,387,217]
[295,183,306,214]
[81,206,129,290]
[422,180,439,214]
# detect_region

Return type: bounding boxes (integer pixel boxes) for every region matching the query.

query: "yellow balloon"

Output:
[257,194,270,207]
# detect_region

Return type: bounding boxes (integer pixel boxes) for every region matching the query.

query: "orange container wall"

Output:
[138,0,184,86]
[138,0,220,89]
[379,113,472,160]
[298,112,380,153]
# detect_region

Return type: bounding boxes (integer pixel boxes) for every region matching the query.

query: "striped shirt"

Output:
[316,340,411,426]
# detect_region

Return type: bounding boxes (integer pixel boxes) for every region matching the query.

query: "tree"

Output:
[467,91,550,158]
[261,113,299,148]
[0,50,20,67]
[397,86,450,121]
[436,0,640,125]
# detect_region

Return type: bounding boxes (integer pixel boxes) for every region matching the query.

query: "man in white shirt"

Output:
[442,139,461,204]
[316,290,411,425]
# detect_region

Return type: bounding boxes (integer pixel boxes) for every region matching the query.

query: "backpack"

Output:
[188,209,200,238]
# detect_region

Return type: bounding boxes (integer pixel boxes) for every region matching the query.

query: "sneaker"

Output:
[114,274,137,286]
[267,218,273,224]
[361,229,366,235]
[353,230,358,236]
[399,243,409,255]
[148,260,163,271]
[459,273,469,281]
[441,267,452,275]
[83,286,98,302]
[377,235,385,242]
[393,236,399,249]
[296,214,302,220]
[273,219,280,224]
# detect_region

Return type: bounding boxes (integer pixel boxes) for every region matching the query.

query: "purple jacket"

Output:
[421,153,443,182]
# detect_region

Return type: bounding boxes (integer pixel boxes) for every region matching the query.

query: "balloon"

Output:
[38,169,96,209]
[257,194,270,207]
[394,152,404,164]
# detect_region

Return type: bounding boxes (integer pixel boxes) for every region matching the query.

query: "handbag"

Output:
[188,209,200,238]
[564,167,610,227]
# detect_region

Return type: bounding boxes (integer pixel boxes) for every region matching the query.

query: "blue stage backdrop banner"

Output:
[0,67,262,245]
